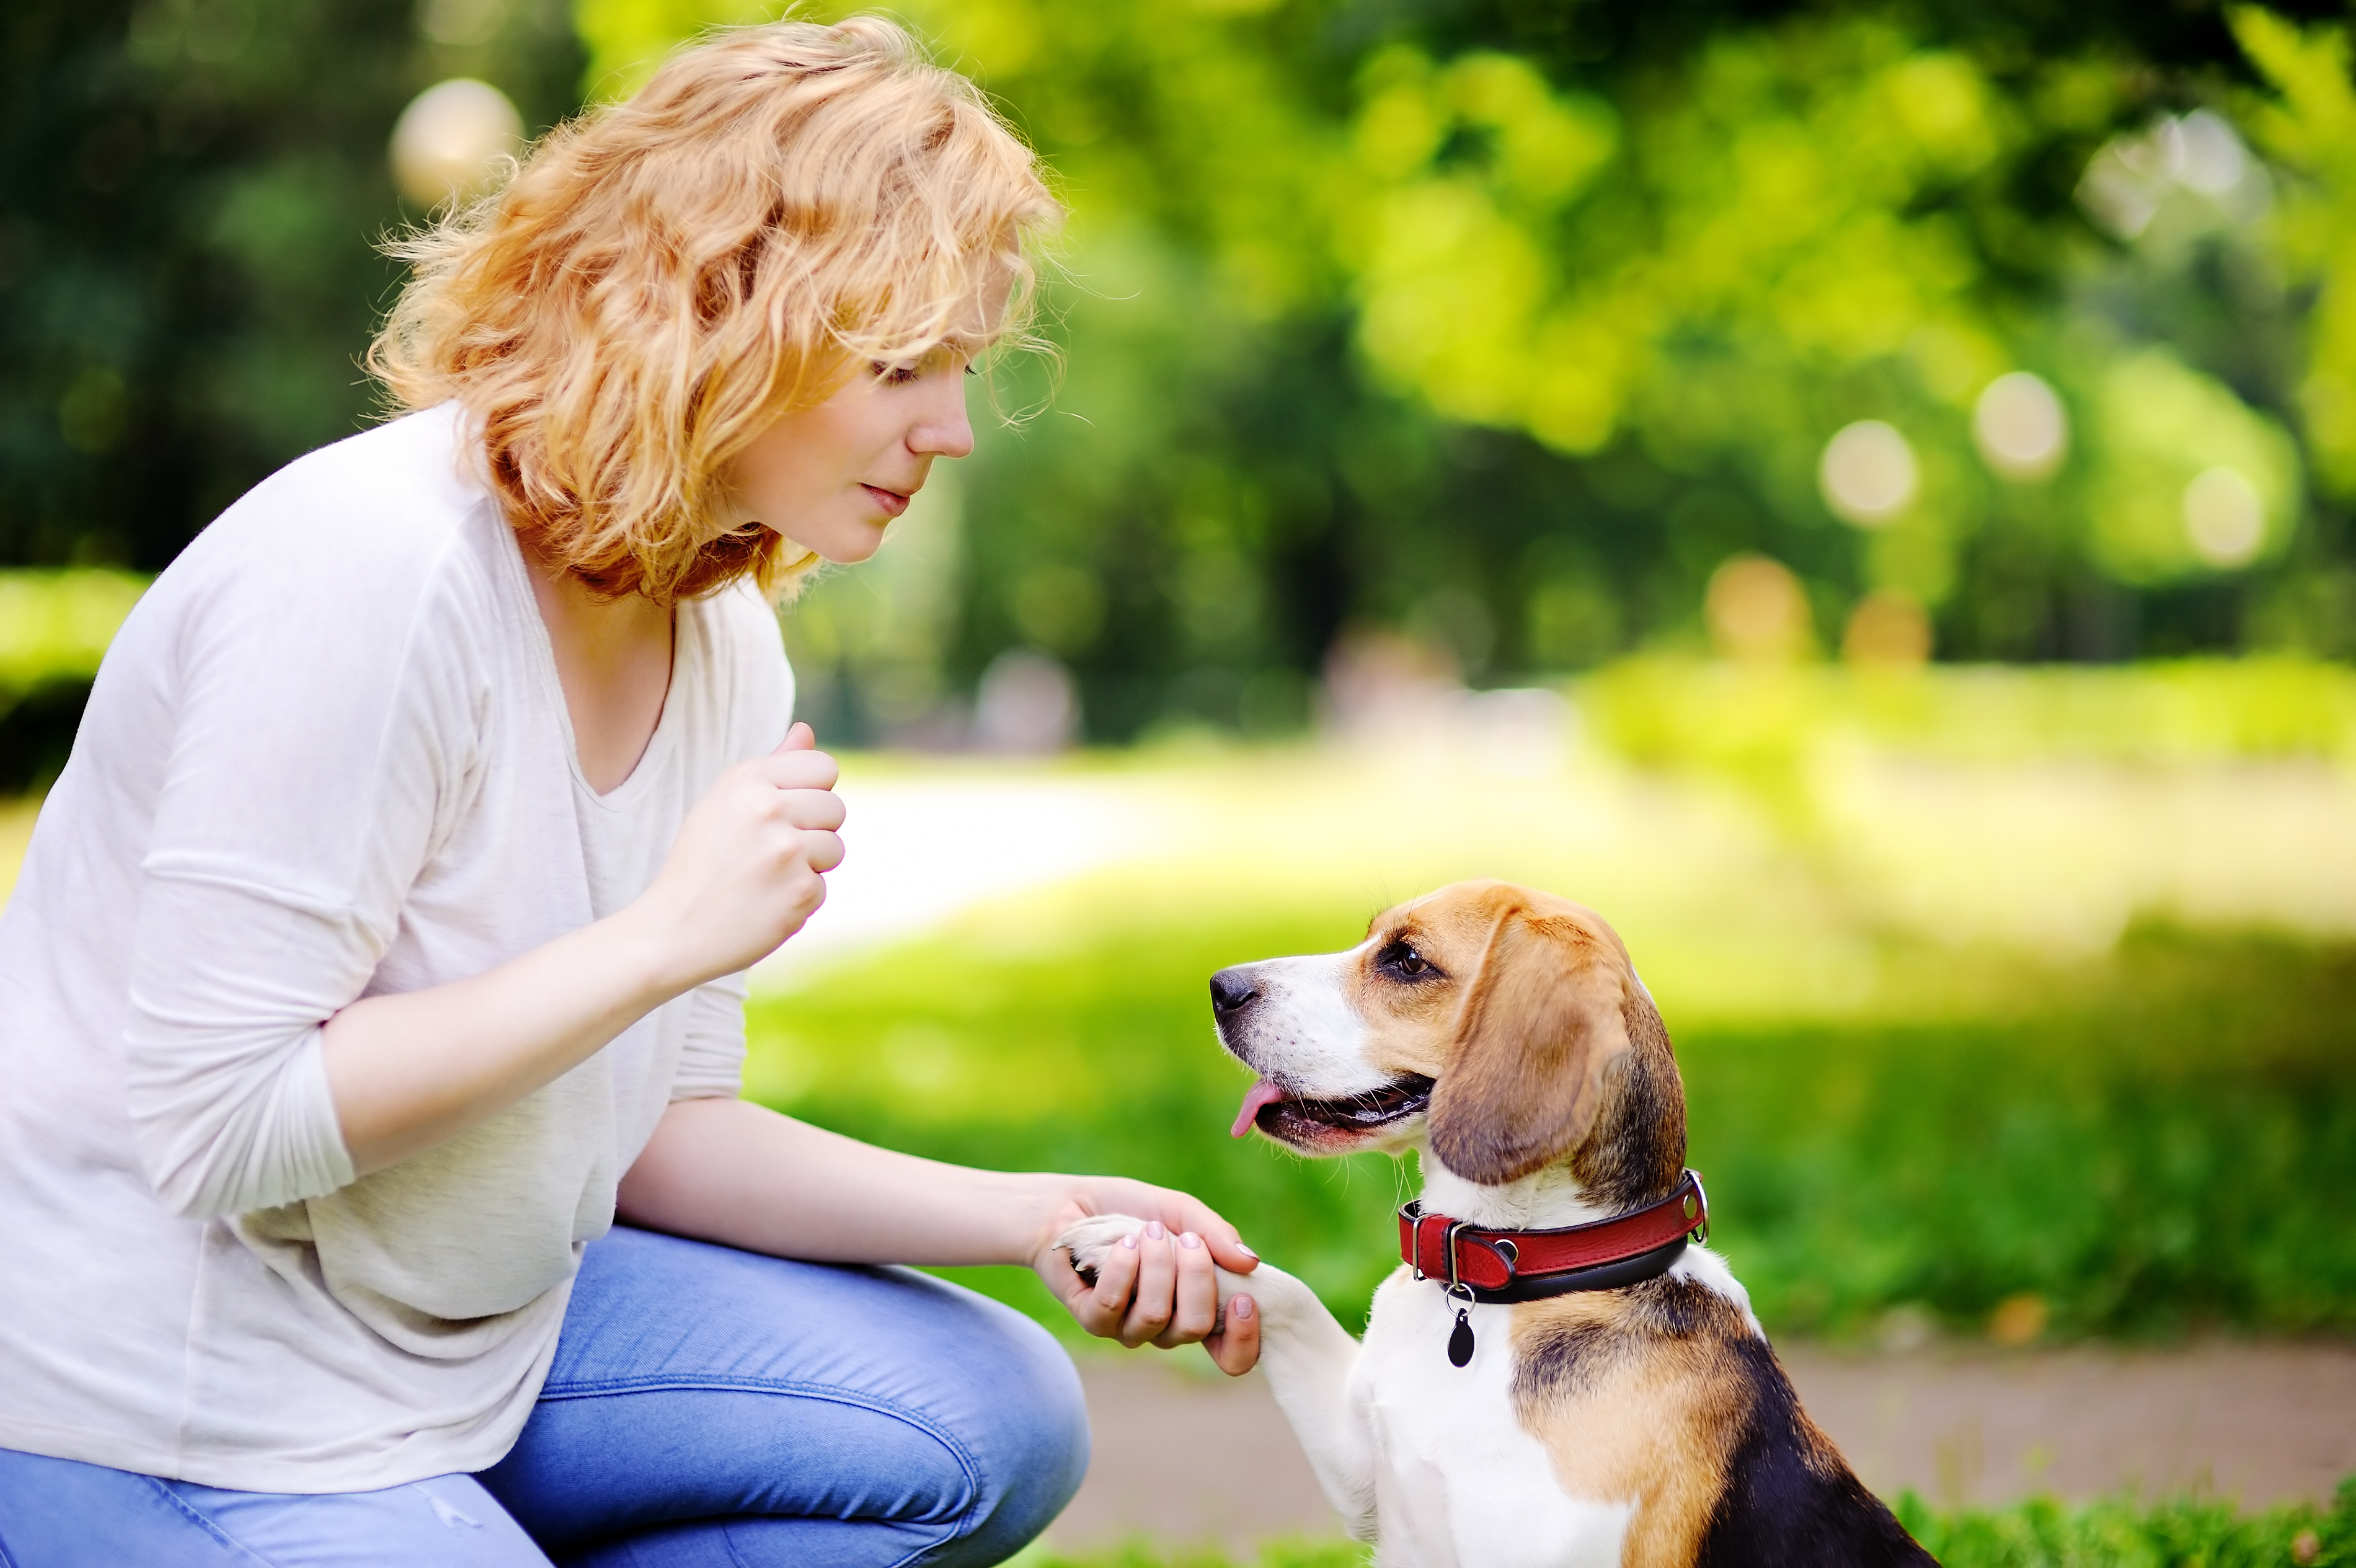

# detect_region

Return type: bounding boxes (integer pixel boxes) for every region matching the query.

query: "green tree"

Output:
[0,0,580,572]
[10,0,2354,751]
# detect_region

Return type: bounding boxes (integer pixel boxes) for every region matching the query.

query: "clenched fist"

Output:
[631,722,846,990]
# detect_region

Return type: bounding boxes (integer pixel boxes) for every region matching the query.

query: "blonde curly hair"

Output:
[369,16,1060,604]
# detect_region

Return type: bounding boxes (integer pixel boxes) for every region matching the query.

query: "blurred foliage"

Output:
[0,568,146,790]
[1025,1482,2356,1568]
[15,0,2356,743]
[0,569,145,688]
[748,915,2356,1344]
[1582,654,2356,773]
[0,0,580,570]
[577,0,2356,741]
[2236,7,2356,500]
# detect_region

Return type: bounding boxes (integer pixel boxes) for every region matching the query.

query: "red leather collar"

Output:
[1398,1170,1708,1303]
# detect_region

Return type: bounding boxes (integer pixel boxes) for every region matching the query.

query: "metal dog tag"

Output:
[1448,1308,1474,1367]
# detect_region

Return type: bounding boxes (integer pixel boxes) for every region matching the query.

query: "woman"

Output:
[0,19,1261,1566]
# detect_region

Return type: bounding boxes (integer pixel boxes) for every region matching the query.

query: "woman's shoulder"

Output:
[183,404,494,581]
[113,404,520,714]
[159,405,510,622]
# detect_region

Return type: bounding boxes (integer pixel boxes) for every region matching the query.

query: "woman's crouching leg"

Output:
[480,1226,1089,1568]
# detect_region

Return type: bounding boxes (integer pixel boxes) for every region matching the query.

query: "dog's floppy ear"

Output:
[1426,903,1632,1186]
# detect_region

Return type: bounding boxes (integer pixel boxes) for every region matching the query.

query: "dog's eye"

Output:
[1376,939,1433,978]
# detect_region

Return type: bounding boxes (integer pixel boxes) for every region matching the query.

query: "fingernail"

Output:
[1180,1231,1202,1249]
[1120,1233,1138,1250]
[1237,1241,1259,1260]
[1232,1296,1252,1319]
[1146,1221,1166,1241]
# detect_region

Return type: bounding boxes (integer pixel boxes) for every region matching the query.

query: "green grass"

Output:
[1017,1480,2356,1568]
[746,914,2356,1342]
[1894,1479,2356,1566]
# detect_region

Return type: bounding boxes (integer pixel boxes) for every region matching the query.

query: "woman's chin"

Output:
[770,521,886,566]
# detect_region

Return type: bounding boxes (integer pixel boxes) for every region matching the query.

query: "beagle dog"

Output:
[1062,880,1933,1567]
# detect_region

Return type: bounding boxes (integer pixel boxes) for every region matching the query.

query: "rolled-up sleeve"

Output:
[123,536,472,1220]
[670,972,749,1102]
[662,583,793,1108]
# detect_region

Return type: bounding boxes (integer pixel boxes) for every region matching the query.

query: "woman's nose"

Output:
[911,379,975,459]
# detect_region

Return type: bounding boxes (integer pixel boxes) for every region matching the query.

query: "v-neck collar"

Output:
[490,511,690,812]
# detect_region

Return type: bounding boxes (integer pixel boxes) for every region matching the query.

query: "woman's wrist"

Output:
[600,895,712,1003]
[1011,1171,1093,1267]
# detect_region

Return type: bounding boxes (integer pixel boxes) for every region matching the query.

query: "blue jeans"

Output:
[0,1227,1090,1567]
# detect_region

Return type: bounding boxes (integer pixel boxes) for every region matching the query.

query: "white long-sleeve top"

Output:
[0,403,794,1492]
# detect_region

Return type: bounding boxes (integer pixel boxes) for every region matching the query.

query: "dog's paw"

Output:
[1056,1213,1148,1286]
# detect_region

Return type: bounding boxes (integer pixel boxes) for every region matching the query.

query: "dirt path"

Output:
[1052,1340,2356,1550]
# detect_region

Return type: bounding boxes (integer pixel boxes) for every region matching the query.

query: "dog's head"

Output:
[1212,880,1685,1203]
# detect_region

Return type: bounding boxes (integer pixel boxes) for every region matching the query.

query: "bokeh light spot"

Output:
[1706,554,1814,661]
[975,649,1079,753]
[1819,420,1918,526]
[389,79,522,208]
[1989,1292,2049,1347]
[1973,372,2068,481]
[1842,588,1933,666]
[416,0,507,48]
[2174,109,2248,198]
[2181,466,2265,567]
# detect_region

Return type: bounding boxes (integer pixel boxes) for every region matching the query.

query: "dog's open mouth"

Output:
[1231,1074,1437,1144]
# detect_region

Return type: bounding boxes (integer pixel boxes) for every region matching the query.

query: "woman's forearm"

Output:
[323,906,683,1175]
[618,1097,1058,1265]
[620,1097,1269,1375]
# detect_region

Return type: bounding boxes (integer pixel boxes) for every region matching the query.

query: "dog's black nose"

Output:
[1209,967,1259,1016]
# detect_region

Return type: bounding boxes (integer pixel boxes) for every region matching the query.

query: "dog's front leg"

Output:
[1228,1259,1378,1538]
[1060,1216,1378,1539]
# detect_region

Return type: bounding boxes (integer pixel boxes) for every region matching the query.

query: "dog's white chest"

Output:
[1355,1270,1633,1568]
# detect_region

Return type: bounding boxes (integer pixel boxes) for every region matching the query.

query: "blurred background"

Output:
[4,0,2355,1552]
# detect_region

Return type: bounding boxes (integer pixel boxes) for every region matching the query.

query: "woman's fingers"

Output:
[1118,1221,1179,1347]
[758,746,839,792]
[774,722,816,754]
[1124,1184,1257,1276]
[795,829,844,875]
[1203,1292,1260,1376]
[778,788,846,833]
[1152,1231,1220,1349]
[1074,1228,1142,1337]
[1191,1212,1256,1275]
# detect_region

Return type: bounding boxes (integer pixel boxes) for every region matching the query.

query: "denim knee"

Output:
[932,1301,1091,1568]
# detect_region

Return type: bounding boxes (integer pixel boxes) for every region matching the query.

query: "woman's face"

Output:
[725,348,976,564]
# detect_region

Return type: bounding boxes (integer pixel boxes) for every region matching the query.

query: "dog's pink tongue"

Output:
[1231,1079,1288,1139]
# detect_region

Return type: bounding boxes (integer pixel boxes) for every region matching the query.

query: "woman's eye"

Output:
[872,361,921,385]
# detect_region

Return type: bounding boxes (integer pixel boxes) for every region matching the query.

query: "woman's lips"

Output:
[861,484,911,518]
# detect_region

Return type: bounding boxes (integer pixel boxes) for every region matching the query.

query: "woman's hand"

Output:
[1028,1176,1263,1376]
[625,722,846,990]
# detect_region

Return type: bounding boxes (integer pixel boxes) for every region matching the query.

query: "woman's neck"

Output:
[523,550,675,795]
